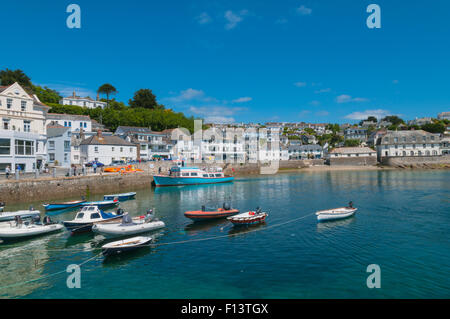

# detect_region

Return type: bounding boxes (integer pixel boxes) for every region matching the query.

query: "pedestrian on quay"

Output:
[93,162,97,174]
[73,165,77,176]
[5,165,10,179]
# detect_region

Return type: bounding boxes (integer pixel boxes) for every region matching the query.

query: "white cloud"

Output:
[299,110,311,117]
[344,109,391,120]
[315,111,329,116]
[190,106,246,123]
[336,94,369,103]
[41,83,96,98]
[224,10,248,30]
[310,100,320,106]
[275,18,288,24]
[232,97,252,103]
[296,5,312,16]
[165,88,213,103]
[294,81,307,87]
[196,12,212,25]
[314,88,331,94]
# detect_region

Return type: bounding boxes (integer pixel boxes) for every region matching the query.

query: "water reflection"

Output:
[184,219,229,234]
[228,223,267,237]
[316,217,356,233]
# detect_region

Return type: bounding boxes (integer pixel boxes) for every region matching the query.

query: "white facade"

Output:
[438,112,450,121]
[47,127,72,168]
[46,113,92,132]
[60,91,107,109]
[376,130,442,158]
[0,82,48,172]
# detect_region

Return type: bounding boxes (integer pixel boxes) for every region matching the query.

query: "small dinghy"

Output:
[0,216,63,240]
[81,199,119,209]
[0,208,40,222]
[101,236,152,256]
[184,202,239,221]
[92,210,165,237]
[63,206,125,234]
[43,200,86,211]
[316,202,357,222]
[103,192,136,201]
[227,207,268,226]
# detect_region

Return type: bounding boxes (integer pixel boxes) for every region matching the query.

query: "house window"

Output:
[49,153,55,161]
[15,140,34,155]
[64,141,70,152]
[112,147,115,152]
[80,122,83,128]
[49,141,55,150]
[21,100,26,111]
[120,147,123,152]
[23,120,31,132]
[6,98,12,109]
[3,119,10,130]
[64,153,69,162]
[84,122,87,128]
[94,146,99,153]
[74,155,79,160]
[130,148,133,152]
[0,138,11,155]
[64,121,67,127]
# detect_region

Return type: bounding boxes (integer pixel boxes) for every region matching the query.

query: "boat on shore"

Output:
[101,236,152,256]
[316,207,357,222]
[92,211,165,237]
[0,210,41,222]
[43,200,86,212]
[227,208,268,226]
[62,206,125,234]
[184,203,239,222]
[103,192,136,201]
[0,216,63,241]
[153,166,234,187]
[81,199,119,210]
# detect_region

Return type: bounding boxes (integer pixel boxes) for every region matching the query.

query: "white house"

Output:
[0,82,49,173]
[376,130,442,159]
[47,125,72,168]
[60,91,107,109]
[328,147,377,166]
[46,113,92,132]
[438,112,450,121]
[288,145,323,159]
[80,131,137,165]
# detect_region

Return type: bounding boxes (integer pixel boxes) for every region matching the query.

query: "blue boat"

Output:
[153,167,234,187]
[81,199,119,209]
[43,200,86,212]
[103,192,136,201]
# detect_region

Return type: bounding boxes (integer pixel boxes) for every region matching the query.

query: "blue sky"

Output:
[1,0,449,124]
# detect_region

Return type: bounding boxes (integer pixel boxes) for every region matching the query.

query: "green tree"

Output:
[382,115,404,126]
[0,68,32,89]
[129,89,162,109]
[421,122,445,134]
[344,139,361,147]
[97,84,117,107]
[32,85,62,104]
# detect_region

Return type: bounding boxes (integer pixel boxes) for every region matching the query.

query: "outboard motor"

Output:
[223,202,231,210]
[256,207,262,214]
[117,208,124,216]
[348,201,353,208]
[121,213,133,225]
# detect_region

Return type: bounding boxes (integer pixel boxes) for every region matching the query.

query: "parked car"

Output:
[85,161,105,167]
[111,160,126,166]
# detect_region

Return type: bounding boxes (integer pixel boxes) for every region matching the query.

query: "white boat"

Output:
[92,212,165,237]
[316,207,357,222]
[62,206,125,234]
[0,210,41,222]
[0,220,63,240]
[101,236,152,256]
[227,208,268,226]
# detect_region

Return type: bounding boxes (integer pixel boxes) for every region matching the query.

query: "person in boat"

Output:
[116,208,125,216]
[121,212,133,225]
[14,215,23,227]
[223,202,231,210]
[348,201,353,208]
[43,216,53,225]
[32,215,41,224]
[256,207,262,214]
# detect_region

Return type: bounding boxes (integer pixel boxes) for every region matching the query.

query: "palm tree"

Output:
[97,83,117,107]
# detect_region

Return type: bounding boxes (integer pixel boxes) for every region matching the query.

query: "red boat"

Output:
[184,203,239,222]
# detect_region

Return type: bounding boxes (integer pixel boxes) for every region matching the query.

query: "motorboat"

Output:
[227,208,268,226]
[81,199,119,209]
[92,211,165,237]
[43,200,86,211]
[0,216,63,240]
[103,192,136,201]
[62,206,125,234]
[101,236,152,256]
[153,166,234,187]
[0,209,41,222]
[316,207,357,222]
[184,203,239,221]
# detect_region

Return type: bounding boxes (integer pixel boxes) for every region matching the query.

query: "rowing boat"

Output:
[316,207,357,222]
[101,236,152,256]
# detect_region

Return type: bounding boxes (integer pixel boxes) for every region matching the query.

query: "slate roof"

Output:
[80,134,136,146]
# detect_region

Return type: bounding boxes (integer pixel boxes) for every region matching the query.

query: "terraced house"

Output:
[0,82,49,173]
[376,130,442,161]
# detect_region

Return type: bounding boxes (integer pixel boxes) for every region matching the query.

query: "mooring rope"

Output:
[0,211,316,291]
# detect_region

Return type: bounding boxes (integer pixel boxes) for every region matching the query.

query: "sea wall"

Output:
[0,173,153,204]
[381,155,450,168]
[328,157,377,166]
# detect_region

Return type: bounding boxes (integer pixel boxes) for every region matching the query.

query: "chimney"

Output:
[97,130,103,139]
[97,93,100,101]
[80,128,85,140]
[73,90,76,98]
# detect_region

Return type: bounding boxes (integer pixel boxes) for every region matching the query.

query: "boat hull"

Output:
[43,201,86,211]
[63,215,124,234]
[228,212,268,226]
[0,224,63,240]
[316,208,357,222]
[81,201,119,209]
[93,220,165,237]
[102,236,152,256]
[185,209,240,221]
[153,175,234,187]
[103,192,136,201]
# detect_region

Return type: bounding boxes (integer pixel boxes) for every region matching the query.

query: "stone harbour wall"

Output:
[381,155,450,168]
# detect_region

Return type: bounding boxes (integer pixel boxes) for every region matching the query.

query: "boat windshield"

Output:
[76,213,84,219]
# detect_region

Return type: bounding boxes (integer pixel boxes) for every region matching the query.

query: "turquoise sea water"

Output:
[0,170,449,299]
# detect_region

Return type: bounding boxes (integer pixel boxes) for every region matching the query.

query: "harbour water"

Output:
[0,170,449,298]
